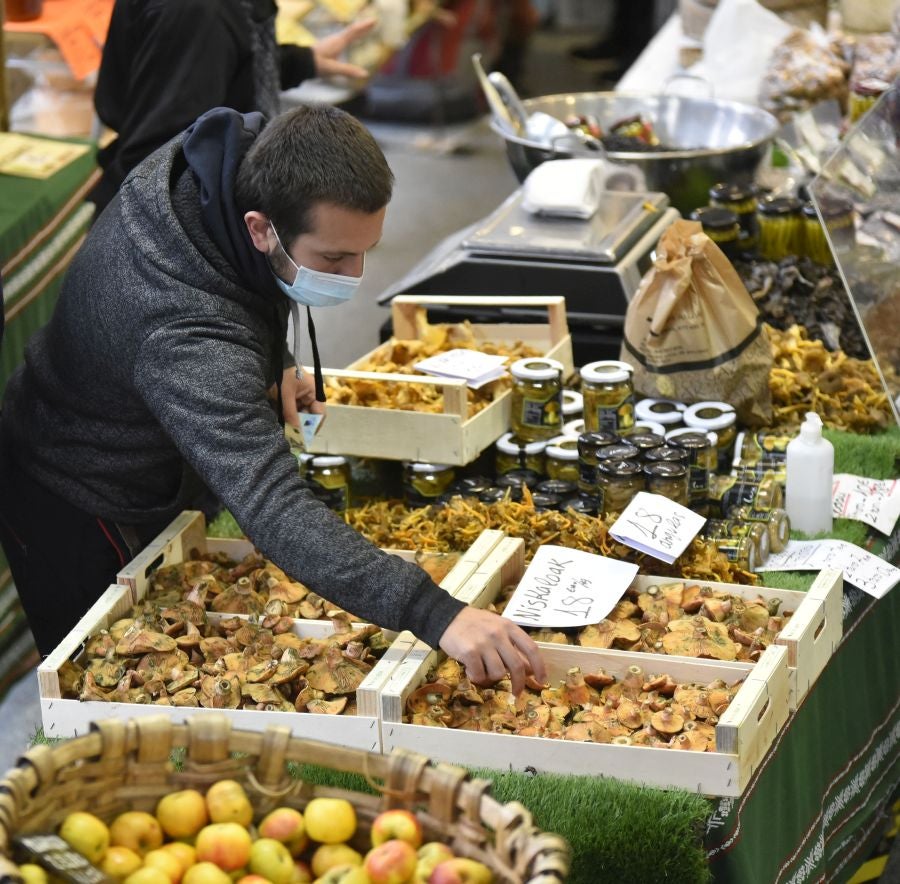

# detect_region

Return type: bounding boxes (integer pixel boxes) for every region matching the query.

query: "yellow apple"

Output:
[18,864,49,884]
[427,858,493,884]
[412,843,453,884]
[313,865,371,884]
[363,840,417,884]
[293,859,314,883]
[234,877,270,884]
[143,848,185,884]
[247,838,294,884]
[110,812,165,856]
[195,823,253,872]
[182,863,233,884]
[303,799,356,845]
[100,846,144,880]
[156,790,209,840]
[370,811,422,850]
[311,844,363,878]
[59,811,110,864]
[162,843,196,872]
[122,868,171,884]
[258,807,308,856]
[205,781,253,828]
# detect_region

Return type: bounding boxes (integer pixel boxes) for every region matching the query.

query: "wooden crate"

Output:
[306,295,574,465]
[455,540,841,711]
[38,585,417,749]
[379,639,789,797]
[117,510,506,616]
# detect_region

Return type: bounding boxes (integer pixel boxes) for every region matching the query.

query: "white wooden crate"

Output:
[379,640,789,797]
[455,541,841,711]
[38,583,418,749]
[305,295,574,465]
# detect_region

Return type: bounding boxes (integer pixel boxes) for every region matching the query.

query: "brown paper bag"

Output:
[621,219,773,426]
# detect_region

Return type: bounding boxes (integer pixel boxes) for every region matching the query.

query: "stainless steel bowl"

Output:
[490,91,780,213]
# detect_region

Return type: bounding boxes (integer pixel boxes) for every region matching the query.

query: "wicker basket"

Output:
[0,716,570,883]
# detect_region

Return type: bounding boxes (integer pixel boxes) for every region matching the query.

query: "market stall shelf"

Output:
[37,582,416,748]
[456,539,842,711]
[380,639,789,797]
[306,295,574,465]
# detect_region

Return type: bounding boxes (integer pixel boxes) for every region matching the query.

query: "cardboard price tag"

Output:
[610,492,706,564]
[501,545,638,628]
[414,349,508,389]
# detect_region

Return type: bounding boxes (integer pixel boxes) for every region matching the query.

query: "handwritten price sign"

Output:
[501,545,639,628]
[610,492,707,564]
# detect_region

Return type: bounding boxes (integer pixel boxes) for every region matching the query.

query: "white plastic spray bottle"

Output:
[785,412,834,535]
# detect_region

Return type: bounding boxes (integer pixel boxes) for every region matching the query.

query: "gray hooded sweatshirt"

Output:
[1,108,464,648]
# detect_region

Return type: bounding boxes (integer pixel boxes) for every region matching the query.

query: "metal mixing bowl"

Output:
[490,91,780,213]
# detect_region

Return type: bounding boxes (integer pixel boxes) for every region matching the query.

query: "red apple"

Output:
[258,807,307,856]
[364,840,417,884]
[428,858,493,884]
[370,810,423,850]
[194,823,253,871]
[412,843,454,883]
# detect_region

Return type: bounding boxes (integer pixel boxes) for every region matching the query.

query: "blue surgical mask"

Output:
[270,223,363,307]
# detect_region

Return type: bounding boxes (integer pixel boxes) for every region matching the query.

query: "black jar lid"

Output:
[627,432,666,452]
[559,496,598,516]
[709,181,756,204]
[757,195,802,216]
[644,461,688,480]
[597,442,640,462]
[692,206,739,230]
[451,475,492,496]
[668,431,710,451]
[532,492,563,511]
[479,487,508,504]
[500,469,542,489]
[537,478,578,497]
[644,445,691,464]
[577,431,620,457]
[597,458,643,477]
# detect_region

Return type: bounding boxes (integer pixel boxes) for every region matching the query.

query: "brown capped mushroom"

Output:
[701,598,732,622]
[198,673,241,709]
[583,669,616,688]
[609,599,639,620]
[662,617,738,662]
[650,708,684,735]
[115,625,177,656]
[87,651,126,688]
[740,603,770,632]
[577,618,641,649]
[171,688,199,707]
[680,584,705,614]
[79,671,111,702]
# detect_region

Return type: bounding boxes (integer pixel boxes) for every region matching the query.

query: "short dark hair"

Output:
[235,105,394,243]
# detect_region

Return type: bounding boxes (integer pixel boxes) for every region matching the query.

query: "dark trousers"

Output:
[0,439,158,656]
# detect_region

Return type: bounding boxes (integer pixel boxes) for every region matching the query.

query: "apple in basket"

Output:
[182,861,233,884]
[364,839,418,884]
[194,822,253,871]
[303,797,357,844]
[247,837,295,884]
[312,843,363,878]
[313,865,370,883]
[156,789,209,839]
[258,807,308,856]
[370,810,423,849]
[59,811,110,864]
[428,857,494,884]
[205,780,254,827]
[109,811,164,856]
[412,842,454,883]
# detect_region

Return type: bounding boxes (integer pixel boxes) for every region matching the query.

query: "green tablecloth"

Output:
[0,137,98,694]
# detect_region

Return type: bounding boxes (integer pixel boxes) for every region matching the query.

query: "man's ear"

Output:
[244,211,272,253]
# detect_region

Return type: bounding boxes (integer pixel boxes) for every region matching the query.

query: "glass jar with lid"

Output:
[849,77,890,123]
[734,430,792,468]
[709,472,783,515]
[643,461,689,506]
[580,360,635,435]
[597,459,645,516]
[510,357,564,442]
[537,478,578,499]
[692,207,741,260]
[709,181,759,249]
[634,398,686,428]
[562,389,584,420]
[495,432,547,477]
[683,401,737,472]
[728,505,791,552]
[666,429,714,509]
[576,431,620,497]
[307,455,352,512]
[757,196,802,261]
[644,445,691,467]
[544,436,581,483]
[709,535,757,572]
[702,518,770,565]
[563,418,586,438]
[404,462,456,507]
[626,432,666,459]
[632,419,667,437]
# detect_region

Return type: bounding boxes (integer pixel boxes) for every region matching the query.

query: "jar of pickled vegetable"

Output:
[563,418,586,438]
[683,401,737,472]
[709,535,757,572]
[644,445,691,467]
[632,419,667,437]
[497,470,540,501]
[576,431,620,496]
[510,358,564,442]
[495,432,547,476]
[634,398,686,428]
[702,518,770,564]
[451,475,493,498]
[626,432,666,459]
[597,459,644,515]
[537,478,578,499]
[710,472,783,515]
[545,436,581,483]
[757,196,802,261]
[404,462,456,507]
[580,360,635,435]
[643,461,689,506]
[849,77,889,123]
[808,195,856,261]
[692,207,741,260]
[709,181,758,249]
[307,455,352,512]
[728,505,791,552]
[562,389,584,420]
[734,430,792,468]
[666,429,714,508]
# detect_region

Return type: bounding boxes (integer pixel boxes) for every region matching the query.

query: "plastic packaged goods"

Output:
[307,455,352,512]
[634,398,687,427]
[510,358,564,442]
[404,462,456,507]
[544,435,580,483]
[785,412,834,534]
[643,461,690,506]
[683,401,737,472]
[580,360,635,435]
[495,432,548,476]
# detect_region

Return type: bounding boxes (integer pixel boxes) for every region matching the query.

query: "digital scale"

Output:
[378,189,681,363]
